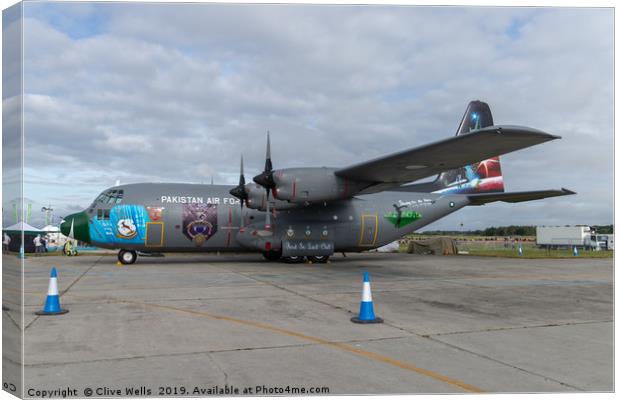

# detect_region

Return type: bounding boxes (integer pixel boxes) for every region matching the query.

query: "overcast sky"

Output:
[3,3,614,229]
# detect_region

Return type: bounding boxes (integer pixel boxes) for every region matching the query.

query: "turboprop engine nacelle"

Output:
[273,167,367,203]
[244,183,299,211]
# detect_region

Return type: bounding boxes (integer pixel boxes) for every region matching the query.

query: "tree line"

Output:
[422,225,613,236]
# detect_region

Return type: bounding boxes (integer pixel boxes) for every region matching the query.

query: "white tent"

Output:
[42,225,60,232]
[375,241,400,253]
[41,224,67,247]
[3,221,44,233]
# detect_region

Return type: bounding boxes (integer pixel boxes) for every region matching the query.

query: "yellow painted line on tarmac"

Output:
[119,299,483,393]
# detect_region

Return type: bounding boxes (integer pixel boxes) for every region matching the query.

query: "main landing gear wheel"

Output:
[307,255,330,263]
[118,249,137,265]
[262,249,282,261]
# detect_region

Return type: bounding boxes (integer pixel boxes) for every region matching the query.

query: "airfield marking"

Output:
[118,299,484,393]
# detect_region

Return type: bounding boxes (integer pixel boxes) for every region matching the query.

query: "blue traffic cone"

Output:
[18,245,25,259]
[573,246,579,256]
[518,244,523,256]
[351,272,383,324]
[36,267,68,315]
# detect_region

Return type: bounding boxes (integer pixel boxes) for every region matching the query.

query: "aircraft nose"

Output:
[60,212,91,243]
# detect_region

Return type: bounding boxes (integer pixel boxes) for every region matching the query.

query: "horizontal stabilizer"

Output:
[336,125,560,184]
[466,188,576,206]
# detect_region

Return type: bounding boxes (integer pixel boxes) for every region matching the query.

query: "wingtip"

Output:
[533,129,561,141]
[561,188,577,195]
[489,125,561,141]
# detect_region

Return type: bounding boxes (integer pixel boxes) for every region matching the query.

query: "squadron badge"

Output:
[182,204,218,246]
[146,206,164,221]
[116,219,138,239]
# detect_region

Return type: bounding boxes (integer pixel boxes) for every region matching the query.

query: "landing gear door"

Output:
[359,214,378,246]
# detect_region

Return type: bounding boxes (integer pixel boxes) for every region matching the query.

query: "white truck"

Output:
[536,225,604,249]
[595,234,614,250]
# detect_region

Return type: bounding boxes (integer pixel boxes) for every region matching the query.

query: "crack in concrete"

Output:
[206,353,229,385]
[59,256,105,296]
[58,293,300,306]
[426,335,585,391]
[24,256,103,332]
[375,318,588,392]
[215,266,357,316]
[425,320,613,337]
[21,255,609,393]
[23,334,413,368]
[3,309,22,330]
[214,263,593,392]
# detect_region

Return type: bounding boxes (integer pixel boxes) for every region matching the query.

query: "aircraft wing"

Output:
[335,125,559,184]
[466,188,576,205]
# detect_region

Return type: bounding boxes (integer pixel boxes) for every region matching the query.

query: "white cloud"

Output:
[12,4,613,229]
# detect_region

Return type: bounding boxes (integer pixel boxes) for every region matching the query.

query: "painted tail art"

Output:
[404,100,505,194]
[433,100,505,194]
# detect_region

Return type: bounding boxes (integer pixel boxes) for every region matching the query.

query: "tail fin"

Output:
[431,100,505,194]
[456,100,494,134]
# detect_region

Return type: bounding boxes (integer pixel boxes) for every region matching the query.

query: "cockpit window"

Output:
[97,189,124,205]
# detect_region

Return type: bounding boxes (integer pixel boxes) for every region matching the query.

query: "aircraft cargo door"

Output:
[145,222,164,247]
[359,214,378,246]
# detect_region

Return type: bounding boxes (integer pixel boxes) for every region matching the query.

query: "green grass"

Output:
[399,240,613,259]
[458,246,612,259]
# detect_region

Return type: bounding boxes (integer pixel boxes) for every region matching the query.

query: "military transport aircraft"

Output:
[60,101,574,264]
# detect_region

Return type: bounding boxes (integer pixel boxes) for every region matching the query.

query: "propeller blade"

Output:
[229,155,248,210]
[253,133,276,191]
[240,155,245,186]
[265,196,271,230]
[264,132,272,173]
[239,156,245,210]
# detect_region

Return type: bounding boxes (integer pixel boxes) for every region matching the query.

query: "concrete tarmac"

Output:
[3,252,613,395]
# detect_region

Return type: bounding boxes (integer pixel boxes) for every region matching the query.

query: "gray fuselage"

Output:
[75,183,469,253]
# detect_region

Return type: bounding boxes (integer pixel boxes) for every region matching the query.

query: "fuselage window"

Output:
[96,209,111,220]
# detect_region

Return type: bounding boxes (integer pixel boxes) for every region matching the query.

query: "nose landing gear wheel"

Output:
[118,249,137,265]
[307,255,330,263]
